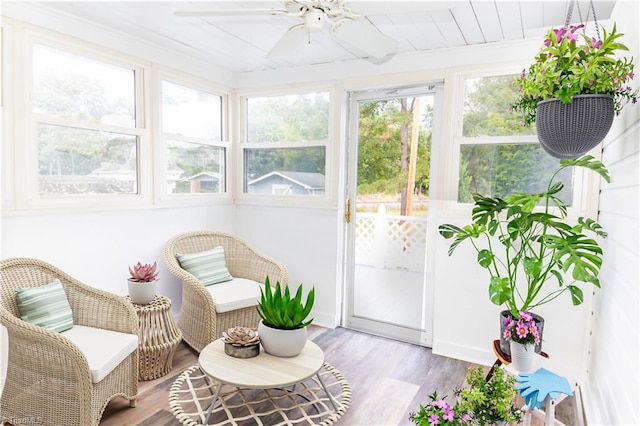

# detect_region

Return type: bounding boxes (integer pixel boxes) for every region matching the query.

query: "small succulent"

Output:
[128,261,159,282]
[222,326,260,347]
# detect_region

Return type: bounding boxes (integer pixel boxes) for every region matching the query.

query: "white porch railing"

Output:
[355,205,427,272]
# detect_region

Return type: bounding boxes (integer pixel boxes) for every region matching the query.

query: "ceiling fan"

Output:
[175,0,399,62]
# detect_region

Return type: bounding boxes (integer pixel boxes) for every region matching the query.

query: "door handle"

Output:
[345,198,351,223]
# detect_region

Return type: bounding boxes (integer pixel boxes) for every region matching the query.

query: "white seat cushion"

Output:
[60,325,138,383]
[207,278,264,313]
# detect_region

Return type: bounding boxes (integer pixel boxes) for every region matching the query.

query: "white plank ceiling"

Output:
[5,1,617,74]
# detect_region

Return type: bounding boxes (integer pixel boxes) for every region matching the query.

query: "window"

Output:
[33,44,140,197]
[457,75,573,205]
[243,92,329,197]
[161,80,226,195]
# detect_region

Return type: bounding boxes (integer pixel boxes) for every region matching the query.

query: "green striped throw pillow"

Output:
[15,279,74,333]
[177,246,234,286]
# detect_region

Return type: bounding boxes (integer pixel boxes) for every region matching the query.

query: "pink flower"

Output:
[443,408,455,422]
[520,311,533,322]
[516,321,529,339]
[434,399,447,409]
[428,413,440,425]
[567,32,579,42]
[503,329,512,340]
[591,37,602,49]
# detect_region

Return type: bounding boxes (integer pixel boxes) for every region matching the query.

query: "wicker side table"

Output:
[126,295,183,381]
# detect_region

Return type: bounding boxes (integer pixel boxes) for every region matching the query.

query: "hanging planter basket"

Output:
[535,94,615,159]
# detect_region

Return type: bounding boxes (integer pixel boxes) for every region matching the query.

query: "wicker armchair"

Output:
[164,231,289,352]
[0,258,139,426]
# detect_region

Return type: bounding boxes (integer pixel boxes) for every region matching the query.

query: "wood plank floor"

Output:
[100,326,474,425]
[99,326,577,425]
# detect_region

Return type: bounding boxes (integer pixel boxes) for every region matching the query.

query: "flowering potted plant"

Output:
[409,391,471,426]
[127,261,159,304]
[512,23,638,157]
[456,366,523,426]
[409,366,522,426]
[503,311,541,372]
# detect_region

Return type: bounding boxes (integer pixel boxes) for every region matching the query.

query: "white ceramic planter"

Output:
[127,279,157,304]
[510,341,534,372]
[258,320,307,357]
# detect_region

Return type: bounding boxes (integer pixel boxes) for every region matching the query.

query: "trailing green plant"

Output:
[456,366,523,426]
[512,23,638,126]
[409,366,522,426]
[128,261,158,282]
[257,278,314,330]
[439,155,609,316]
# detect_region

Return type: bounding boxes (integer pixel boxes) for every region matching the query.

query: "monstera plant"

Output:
[439,155,609,316]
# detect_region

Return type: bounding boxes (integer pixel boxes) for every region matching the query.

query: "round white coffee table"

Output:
[199,339,339,424]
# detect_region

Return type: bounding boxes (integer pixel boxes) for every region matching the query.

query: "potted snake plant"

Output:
[257,277,314,357]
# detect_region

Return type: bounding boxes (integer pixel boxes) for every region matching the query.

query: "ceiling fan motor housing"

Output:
[305,10,326,31]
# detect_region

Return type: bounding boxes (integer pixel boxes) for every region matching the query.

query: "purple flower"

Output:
[520,311,533,322]
[553,27,566,42]
[461,414,471,425]
[567,32,579,42]
[443,408,455,422]
[504,315,513,327]
[428,413,440,425]
[434,399,449,409]
[591,37,602,49]
[569,24,585,32]
[589,80,594,86]
[543,38,552,47]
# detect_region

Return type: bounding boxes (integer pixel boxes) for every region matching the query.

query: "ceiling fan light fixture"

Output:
[305,10,326,32]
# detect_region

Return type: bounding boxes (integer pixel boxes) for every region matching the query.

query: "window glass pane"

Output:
[38,124,137,195]
[167,140,225,194]
[162,81,222,140]
[244,147,326,196]
[33,45,135,127]
[458,144,574,205]
[463,76,534,137]
[247,92,329,143]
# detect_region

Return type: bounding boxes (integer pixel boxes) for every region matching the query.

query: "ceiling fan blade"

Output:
[332,19,398,60]
[175,9,287,17]
[267,25,307,61]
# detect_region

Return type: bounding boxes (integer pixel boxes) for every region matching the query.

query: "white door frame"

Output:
[342,82,444,346]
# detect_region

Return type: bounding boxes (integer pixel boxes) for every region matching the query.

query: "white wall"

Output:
[584,1,640,424]
[234,205,342,328]
[1,205,235,311]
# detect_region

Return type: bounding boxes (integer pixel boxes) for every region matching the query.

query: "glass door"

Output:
[344,84,442,345]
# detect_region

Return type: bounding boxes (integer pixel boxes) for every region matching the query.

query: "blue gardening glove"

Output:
[515,368,573,410]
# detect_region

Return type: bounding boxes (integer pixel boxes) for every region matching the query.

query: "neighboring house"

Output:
[181,172,221,193]
[247,171,325,195]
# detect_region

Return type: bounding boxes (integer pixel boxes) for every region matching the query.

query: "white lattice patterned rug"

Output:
[169,363,352,426]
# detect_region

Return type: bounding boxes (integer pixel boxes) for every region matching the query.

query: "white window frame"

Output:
[154,69,232,205]
[11,23,151,211]
[2,19,16,211]
[2,20,235,214]
[236,84,336,208]
[446,65,601,219]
